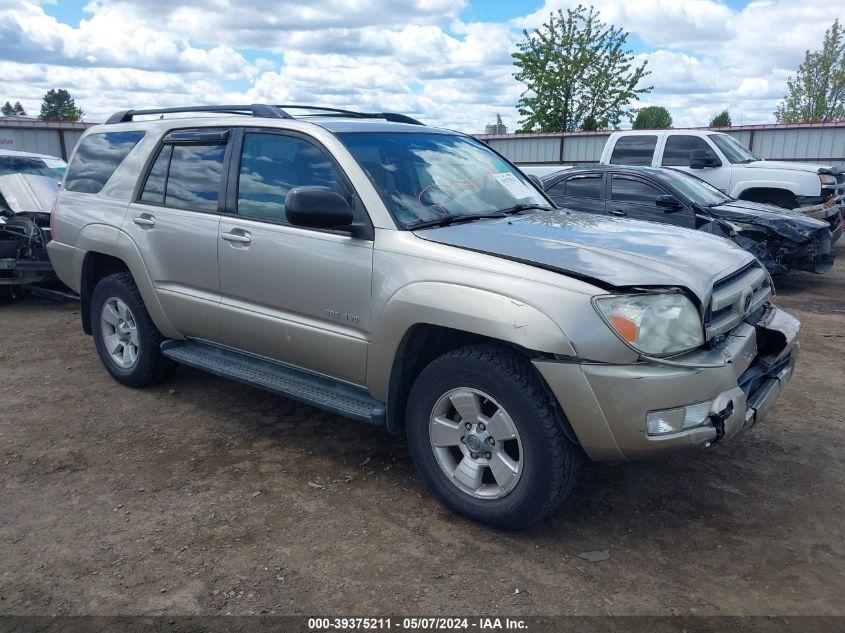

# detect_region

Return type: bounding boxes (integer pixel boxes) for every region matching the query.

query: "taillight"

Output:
[49,193,59,243]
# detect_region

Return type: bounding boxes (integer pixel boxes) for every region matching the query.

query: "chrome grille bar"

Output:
[706,262,772,339]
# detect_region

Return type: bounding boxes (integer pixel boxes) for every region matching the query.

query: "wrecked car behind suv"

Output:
[48,105,800,529]
[0,150,66,299]
[542,165,836,275]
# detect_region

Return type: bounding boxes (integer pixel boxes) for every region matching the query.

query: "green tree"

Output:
[775,19,845,123]
[39,89,84,121]
[709,110,732,127]
[581,114,599,131]
[1,101,13,116]
[632,105,672,129]
[13,101,26,116]
[512,4,652,132]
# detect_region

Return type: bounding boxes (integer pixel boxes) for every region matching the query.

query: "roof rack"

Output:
[274,105,424,126]
[104,104,424,126]
[104,104,290,124]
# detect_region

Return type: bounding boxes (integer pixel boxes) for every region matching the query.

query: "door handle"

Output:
[221,230,251,245]
[133,214,155,227]
[610,209,627,216]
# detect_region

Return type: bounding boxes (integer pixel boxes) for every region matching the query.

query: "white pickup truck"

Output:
[599,130,844,241]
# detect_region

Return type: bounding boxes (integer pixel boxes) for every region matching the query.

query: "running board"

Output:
[160,340,386,426]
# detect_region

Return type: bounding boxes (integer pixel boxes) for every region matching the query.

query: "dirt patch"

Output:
[1,245,844,616]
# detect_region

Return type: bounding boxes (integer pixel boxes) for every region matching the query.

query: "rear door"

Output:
[124,128,230,340]
[216,128,373,385]
[608,174,695,228]
[544,172,606,214]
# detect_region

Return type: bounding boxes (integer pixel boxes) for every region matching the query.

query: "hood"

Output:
[743,159,837,173]
[414,209,755,305]
[0,173,59,215]
[706,199,830,243]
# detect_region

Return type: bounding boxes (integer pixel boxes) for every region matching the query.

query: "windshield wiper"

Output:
[408,204,553,230]
[408,212,507,230]
[497,203,554,214]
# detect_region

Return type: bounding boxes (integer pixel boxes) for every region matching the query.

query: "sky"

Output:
[0,0,842,132]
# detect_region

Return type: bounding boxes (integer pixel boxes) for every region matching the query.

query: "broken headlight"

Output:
[593,292,704,356]
[727,220,767,236]
[819,173,837,187]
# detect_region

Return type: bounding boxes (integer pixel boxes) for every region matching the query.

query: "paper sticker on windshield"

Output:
[491,172,534,198]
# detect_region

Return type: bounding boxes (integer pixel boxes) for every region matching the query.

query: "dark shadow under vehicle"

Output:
[540,165,836,275]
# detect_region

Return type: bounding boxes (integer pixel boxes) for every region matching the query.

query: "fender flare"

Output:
[77,224,180,339]
[366,282,575,400]
[731,180,803,200]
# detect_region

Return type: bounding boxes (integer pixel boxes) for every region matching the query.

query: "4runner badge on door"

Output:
[325,309,359,324]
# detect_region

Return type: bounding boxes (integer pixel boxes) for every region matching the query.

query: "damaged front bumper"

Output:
[0,214,55,288]
[732,232,834,275]
[794,196,843,244]
[0,256,55,286]
[534,303,799,461]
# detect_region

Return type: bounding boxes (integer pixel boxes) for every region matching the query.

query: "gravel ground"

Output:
[1,244,843,617]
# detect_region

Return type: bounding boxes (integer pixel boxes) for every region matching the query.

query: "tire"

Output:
[90,272,176,387]
[405,343,578,530]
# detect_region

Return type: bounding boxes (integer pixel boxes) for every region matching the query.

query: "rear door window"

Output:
[165,145,226,212]
[64,131,145,193]
[139,129,228,212]
[563,174,603,198]
[609,135,657,166]
[661,135,712,166]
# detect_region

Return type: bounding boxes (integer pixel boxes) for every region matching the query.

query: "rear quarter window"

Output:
[64,131,145,193]
[609,135,657,166]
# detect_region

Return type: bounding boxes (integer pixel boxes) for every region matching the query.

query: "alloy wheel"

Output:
[428,387,523,499]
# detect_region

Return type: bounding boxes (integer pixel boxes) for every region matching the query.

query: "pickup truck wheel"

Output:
[406,344,578,529]
[91,272,175,387]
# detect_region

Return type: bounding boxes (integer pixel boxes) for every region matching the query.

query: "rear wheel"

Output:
[405,344,578,529]
[91,272,175,387]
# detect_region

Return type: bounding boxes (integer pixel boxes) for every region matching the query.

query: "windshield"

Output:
[708,134,759,164]
[0,155,66,179]
[661,168,731,206]
[337,132,548,228]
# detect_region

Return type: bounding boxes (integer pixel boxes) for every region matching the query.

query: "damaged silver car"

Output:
[0,150,65,300]
[541,165,836,275]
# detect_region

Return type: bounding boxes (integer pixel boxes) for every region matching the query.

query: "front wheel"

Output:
[91,272,176,387]
[405,344,578,529]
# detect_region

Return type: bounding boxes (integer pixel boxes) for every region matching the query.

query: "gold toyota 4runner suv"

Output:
[47,105,800,529]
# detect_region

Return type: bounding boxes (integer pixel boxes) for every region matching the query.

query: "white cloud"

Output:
[0,0,256,76]
[0,0,841,131]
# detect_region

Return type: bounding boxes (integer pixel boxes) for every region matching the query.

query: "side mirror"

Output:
[527,174,544,191]
[286,186,354,229]
[689,149,721,169]
[656,194,683,212]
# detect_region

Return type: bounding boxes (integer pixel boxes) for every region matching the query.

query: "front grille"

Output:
[821,186,845,202]
[822,171,845,205]
[705,261,772,339]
